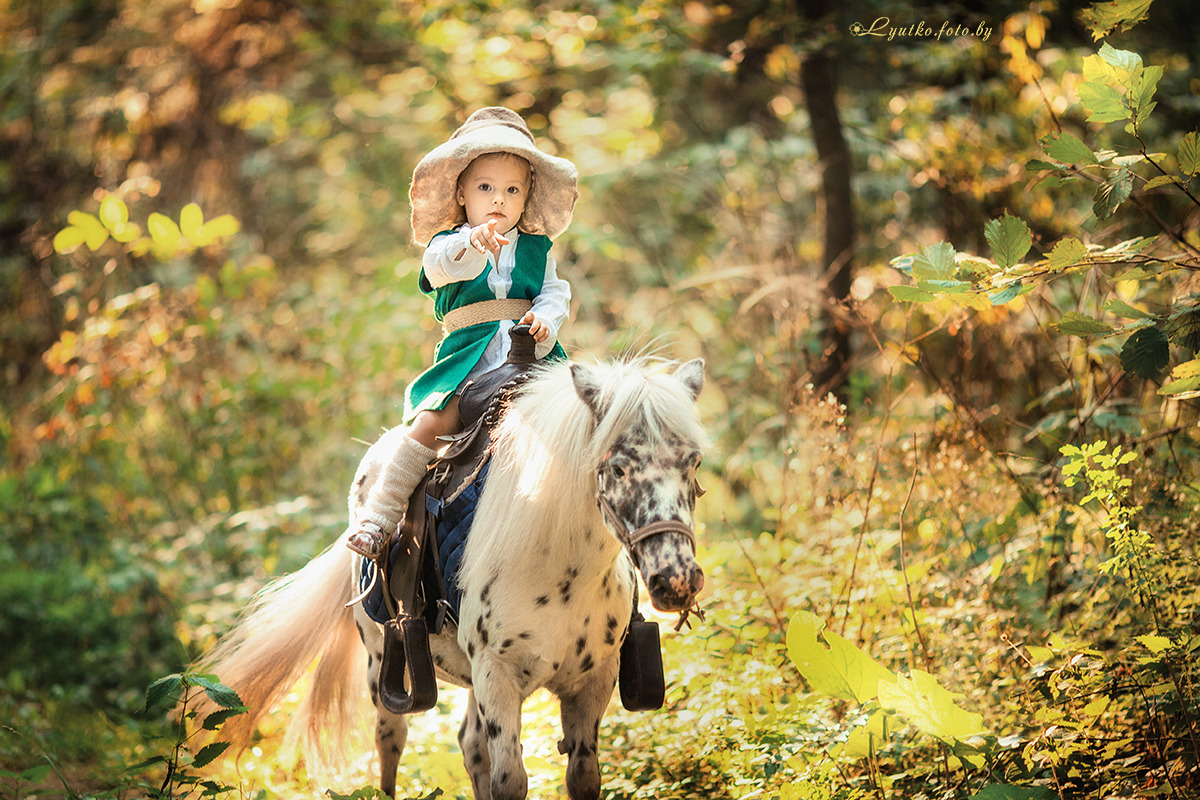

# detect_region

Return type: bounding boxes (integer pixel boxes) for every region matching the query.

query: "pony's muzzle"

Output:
[645,559,704,612]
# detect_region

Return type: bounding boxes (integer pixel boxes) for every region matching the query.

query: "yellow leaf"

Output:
[877,670,987,744]
[148,212,182,253]
[1083,695,1110,717]
[68,211,110,250]
[1026,646,1053,663]
[180,203,204,240]
[202,213,241,240]
[1136,633,1174,654]
[111,221,143,243]
[99,195,129,230]
[53,226,87,253]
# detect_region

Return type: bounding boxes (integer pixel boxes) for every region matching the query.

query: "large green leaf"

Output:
[876,669,987,745]
[910,242,956,282]
[1077,80,1128,123]
[984,213,1032,270]
[786,611,895,703]
[1120,326,1169,378]
[1041,132,1098,166]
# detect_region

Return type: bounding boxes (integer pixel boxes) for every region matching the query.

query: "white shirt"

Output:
[422,226,571,382]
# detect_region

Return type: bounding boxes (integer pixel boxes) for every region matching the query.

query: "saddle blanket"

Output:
[359,461,490,626]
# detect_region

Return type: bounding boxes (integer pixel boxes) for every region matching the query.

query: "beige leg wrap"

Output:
[361,435,436,530]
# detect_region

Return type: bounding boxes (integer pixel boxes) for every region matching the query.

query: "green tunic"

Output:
[403,230,567,422]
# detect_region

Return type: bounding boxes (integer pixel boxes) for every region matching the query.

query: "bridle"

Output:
[594,461,707,631]
[595,490,697,555]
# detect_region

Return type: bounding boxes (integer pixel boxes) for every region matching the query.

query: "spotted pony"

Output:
[197,356,707,800]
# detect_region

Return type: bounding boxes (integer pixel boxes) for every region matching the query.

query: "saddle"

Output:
[372,326,665,715]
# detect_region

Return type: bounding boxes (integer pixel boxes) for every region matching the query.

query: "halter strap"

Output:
[596,492,697,553]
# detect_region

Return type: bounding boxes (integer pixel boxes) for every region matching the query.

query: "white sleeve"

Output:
[422,228,488,289]
[529,250,572,358]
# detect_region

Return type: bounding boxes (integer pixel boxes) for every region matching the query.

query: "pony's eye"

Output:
[611,464,626,479]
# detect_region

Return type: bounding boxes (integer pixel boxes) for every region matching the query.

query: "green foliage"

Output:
[892,34,1200,423]
[1060,441,1158,591]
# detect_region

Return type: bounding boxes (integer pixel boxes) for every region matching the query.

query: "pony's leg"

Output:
[358,616,408,797]
[458,689,493,800]
[557,659,619,800]
[374,705,409,798]
[470,654,527,800]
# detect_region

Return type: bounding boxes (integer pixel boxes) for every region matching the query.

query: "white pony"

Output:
[199,356,707,800]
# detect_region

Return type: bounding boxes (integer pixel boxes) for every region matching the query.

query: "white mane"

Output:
[458,357,706,593]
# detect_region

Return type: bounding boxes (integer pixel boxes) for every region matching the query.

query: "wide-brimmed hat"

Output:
[409,107,579,245]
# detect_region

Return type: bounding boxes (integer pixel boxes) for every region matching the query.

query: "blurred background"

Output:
[3,1,1200,798]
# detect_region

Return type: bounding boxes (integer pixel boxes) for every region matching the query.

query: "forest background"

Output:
[4,0,1200,798]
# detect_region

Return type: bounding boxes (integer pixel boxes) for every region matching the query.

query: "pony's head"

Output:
[571,358,707,613]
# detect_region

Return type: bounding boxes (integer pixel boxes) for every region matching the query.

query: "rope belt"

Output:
[442,299,534,335]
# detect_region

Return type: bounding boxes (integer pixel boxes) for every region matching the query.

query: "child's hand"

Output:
[519,311,550,343]
[470,219,509,256]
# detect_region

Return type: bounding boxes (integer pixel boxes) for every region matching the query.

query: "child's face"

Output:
[455,153,530,235]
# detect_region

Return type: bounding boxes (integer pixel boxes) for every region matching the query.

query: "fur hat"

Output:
[409,107,579,245]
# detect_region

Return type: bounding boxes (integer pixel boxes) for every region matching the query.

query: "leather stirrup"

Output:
[618,615,665,711]
[378,615,438,714]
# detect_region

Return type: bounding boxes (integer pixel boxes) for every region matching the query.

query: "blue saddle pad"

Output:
[359,461,490,626]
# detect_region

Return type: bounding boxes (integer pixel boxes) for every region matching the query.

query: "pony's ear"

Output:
[571,363,604,417]
[674,358,705,401]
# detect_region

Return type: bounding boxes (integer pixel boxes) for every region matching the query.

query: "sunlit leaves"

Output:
[1076,80,1127,123]
[148,212,182,256]
[876,670,986,746]
[786,611,894,704]
[1080,0,1156,40]
[786,612,988,754]
[55,199,239,258]
[1135,633,1175,654]
[1158,358,1200,398]
[54,210,110,252]
[1047,237,1089,271]
[1120,326,1169,378]
[909,241,956,282]
[984,213,1032,270]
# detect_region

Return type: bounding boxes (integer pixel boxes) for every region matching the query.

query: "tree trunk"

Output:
[800,44,856,400]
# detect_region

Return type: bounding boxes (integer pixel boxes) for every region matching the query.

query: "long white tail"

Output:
[197,540,367,768]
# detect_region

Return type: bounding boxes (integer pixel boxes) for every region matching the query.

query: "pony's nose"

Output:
[646,563,704,612]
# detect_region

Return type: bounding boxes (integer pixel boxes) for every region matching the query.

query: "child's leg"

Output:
[347,400,460,557]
